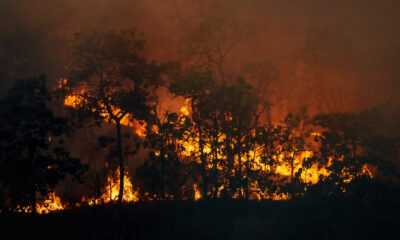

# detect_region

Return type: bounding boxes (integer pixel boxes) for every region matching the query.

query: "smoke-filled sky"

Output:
[1,0,400,126]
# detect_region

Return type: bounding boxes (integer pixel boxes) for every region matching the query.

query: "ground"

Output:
[2,198,399,240]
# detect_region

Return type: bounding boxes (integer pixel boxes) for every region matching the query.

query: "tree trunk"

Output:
[212,135,218,199]
[116,121,124,205]
[199,129,208,199]
[238,141,242,199]
[245,153,250,200]
[290,161,294,184]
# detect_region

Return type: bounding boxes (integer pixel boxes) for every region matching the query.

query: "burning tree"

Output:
[65,30,165,204]
[308,108,399,199]
[0,77,87,213]
[137,111,192,200]
[169,68,263,199]
[169,67,217,198]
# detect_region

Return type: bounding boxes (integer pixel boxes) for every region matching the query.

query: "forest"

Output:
[0,0,400,239]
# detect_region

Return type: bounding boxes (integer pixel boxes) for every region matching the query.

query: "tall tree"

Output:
[242,60,280,125]
[218,77,259,199]
[170,70,260,199]
[137,111,192,200]
[180,16,241,81]
[311,107,398,198]
[169,67,217,198]
[0,77,87,213]
[66,30,164,204]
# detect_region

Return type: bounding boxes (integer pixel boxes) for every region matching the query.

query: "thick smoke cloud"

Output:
[1,0,399,113]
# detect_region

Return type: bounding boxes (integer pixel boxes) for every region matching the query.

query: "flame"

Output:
[60,80,374,203]
[193,184,202,200]
[180,98,191,116]
[36,192,65,214]
[273,151,329,184]
[174,100,376,200]
[83,169,139,205]
[62,80,146,137]
[15,192,65,214]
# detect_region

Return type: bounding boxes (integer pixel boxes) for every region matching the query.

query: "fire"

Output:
[15,192,65,214]
[174,99,376,200]
[59,79,374,203]
[83,169,139,205]
[193,184,202,200]
[36,192,65,214]
[180,98,191,116]
[61,79,146,137]
[274,151,329,184]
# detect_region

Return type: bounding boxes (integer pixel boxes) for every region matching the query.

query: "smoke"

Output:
[2,0,399,110]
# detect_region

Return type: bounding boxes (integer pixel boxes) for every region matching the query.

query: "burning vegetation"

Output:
[0,26,398,216]
[0,5,400,240]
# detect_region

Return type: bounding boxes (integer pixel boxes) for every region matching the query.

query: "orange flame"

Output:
[36,192,65,214]
[15,192,65,214]
[83,169,139,205]
[61,80,373,203]
[62,80,146,137]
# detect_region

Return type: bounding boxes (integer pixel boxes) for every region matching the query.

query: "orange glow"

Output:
[63,88,146,137]
[193,184,202,200]
[36,192,65,214]
[15,192,65,214]
[61,82,374,203]
[180,98,191,116]
[83,169,139,205]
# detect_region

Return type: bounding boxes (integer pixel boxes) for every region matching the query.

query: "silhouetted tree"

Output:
[169,67,217,198]
[0,77,87,213]
[242,60,280,125]
[137,111,192,200]
[277,109,311,197]
[170,70,260,199]
[180,16,241,81]
[253,125,281,199]
[66,30,164,204]
[216,78,259,199]
[310,107,399,198]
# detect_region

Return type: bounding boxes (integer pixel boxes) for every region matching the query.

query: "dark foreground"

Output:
[2,198,400,240]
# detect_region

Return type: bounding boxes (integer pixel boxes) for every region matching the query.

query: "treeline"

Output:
[139,68,399,201]
[0,30,399,213]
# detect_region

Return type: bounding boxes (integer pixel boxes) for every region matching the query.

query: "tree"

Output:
[276,109,311,198]
[0,77,87,213]
[218,78,259,199]
[170,70,260,199]
[137,111,192,200]
[241,60,280,125]
[169,67,217,198]
[65,29,165,204]
[310,107,399,198]
[180,16,241,81]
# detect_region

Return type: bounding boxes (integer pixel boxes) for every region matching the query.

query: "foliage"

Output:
[65,29,166,204]
[137,112,192,200]
[0,76,87,212]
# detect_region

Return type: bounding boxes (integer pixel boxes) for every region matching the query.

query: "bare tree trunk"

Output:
[237,142,242,199]
[199,129,208,199]
[212,135,218,199]
[245,152,250,200]
[290,161,294,184]
[116,121,124,205]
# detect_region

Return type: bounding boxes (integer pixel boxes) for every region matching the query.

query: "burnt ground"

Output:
[2,198,399,240]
